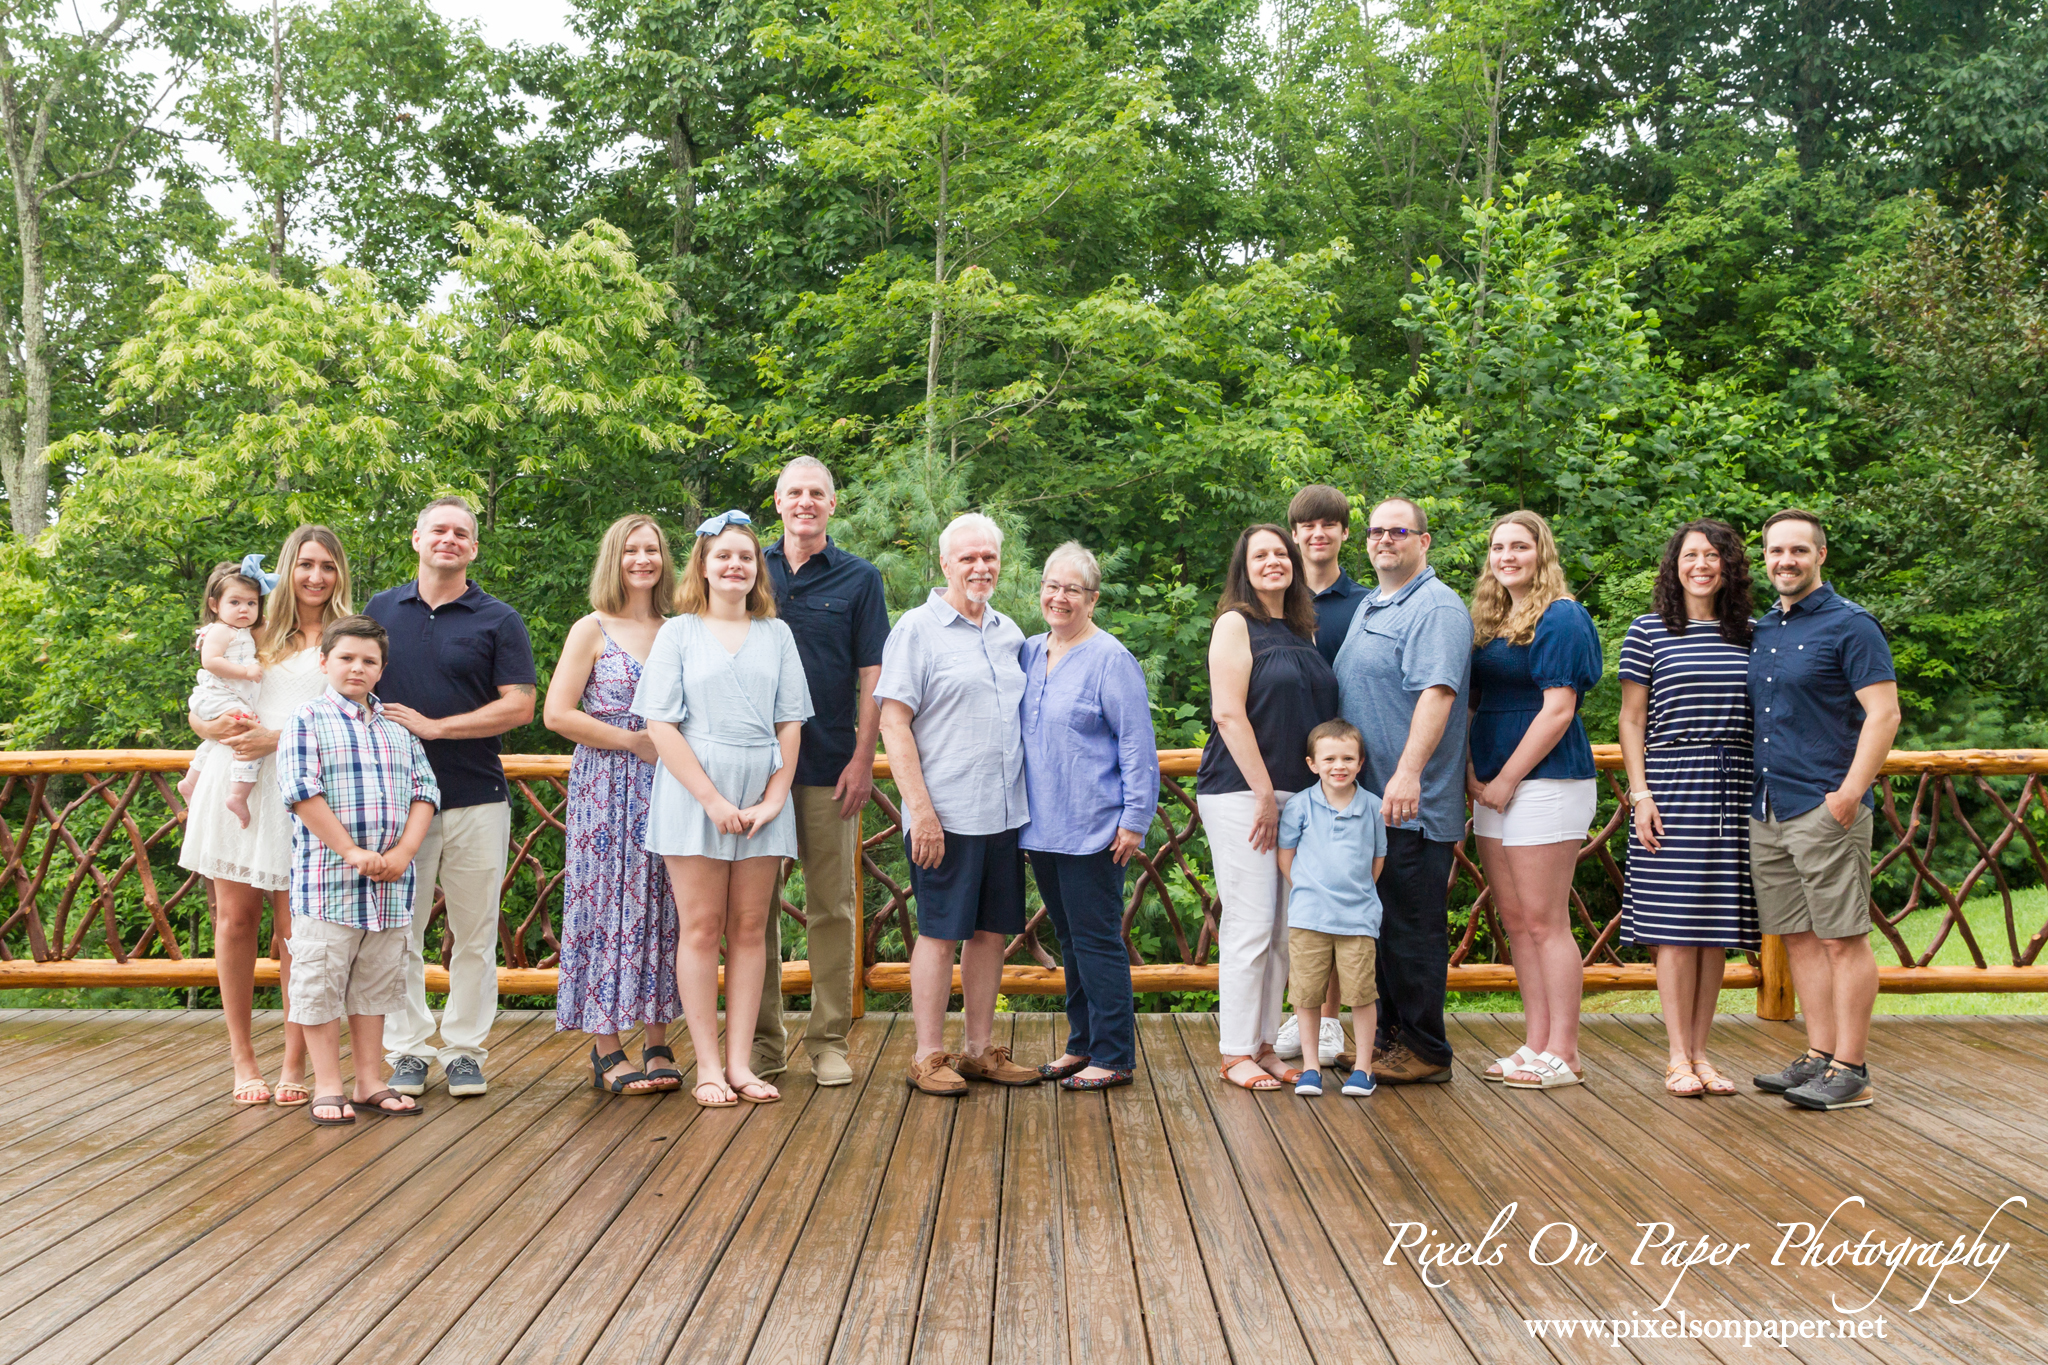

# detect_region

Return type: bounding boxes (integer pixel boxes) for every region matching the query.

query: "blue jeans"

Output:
[1029,848,1135,1071]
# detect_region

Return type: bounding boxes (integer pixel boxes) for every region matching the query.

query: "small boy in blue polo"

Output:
[1277,719,1387,1097]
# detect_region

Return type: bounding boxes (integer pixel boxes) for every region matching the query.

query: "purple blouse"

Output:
[1017,630,1159,856]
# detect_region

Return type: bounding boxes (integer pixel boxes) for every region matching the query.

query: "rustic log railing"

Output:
[5,747,2048,1020]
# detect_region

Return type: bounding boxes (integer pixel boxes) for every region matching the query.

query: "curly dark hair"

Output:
[1652,518,1754,646]
[1215,523,1319,640]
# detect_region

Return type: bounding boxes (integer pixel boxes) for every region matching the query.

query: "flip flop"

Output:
[693,1079,738,1109]
[736,1080,781,1105]
[310,1095,356,1126]
[353,1088,423,1118]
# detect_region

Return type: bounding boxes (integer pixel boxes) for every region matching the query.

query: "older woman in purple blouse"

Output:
[1020,542,1160,1090]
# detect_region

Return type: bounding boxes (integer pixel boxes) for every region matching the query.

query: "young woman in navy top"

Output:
[1466,510,1603,1089]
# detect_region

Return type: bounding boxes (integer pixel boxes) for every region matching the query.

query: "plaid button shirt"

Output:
[278,687,441,929]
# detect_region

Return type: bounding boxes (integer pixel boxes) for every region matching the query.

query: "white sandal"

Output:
[1503,1051,1584,1090]
[1483,1045,1538,1083]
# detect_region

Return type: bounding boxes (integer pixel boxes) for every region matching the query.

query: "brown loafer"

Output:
[955,1045,1042,1086]
[1373,1042,1453,1085]
[908,1052,968,1096]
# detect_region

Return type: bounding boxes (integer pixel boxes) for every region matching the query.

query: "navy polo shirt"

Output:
[765,537,891,788]
[1310,570,1370,668]
[365,580,536,809]
[1748,585,1895,821]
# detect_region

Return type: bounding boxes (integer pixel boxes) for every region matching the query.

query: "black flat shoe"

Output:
[1059,1069,1134,1091]
[1038,1056,1090,1081]
[642,1044,684,1091]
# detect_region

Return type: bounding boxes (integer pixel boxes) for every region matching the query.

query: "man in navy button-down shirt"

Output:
[1746,510,1899,1112]
[750,457,890,1089]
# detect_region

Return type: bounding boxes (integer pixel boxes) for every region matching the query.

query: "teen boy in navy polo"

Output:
[753,457,891,1088]
[1747,509,1899,1112]
[1278,719,1387,1098]
[367,497,537,1099]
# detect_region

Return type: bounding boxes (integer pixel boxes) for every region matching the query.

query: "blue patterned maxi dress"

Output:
[555,629,682,1033]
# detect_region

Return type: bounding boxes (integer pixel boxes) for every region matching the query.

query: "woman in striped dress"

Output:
[1618,519,1759,1097]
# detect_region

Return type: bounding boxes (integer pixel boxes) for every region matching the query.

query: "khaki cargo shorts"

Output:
[1288,928,1379,1010]
[1750,802,1875,940]
[287,914,409,1026]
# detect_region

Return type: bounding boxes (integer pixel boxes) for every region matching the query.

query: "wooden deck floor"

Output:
[0,1010,2044,1365]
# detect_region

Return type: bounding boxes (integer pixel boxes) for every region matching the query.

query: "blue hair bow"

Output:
[695,509,753,537]
[239,553,279,594]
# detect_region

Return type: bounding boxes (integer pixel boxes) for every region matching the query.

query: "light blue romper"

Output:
[630,613,814,861]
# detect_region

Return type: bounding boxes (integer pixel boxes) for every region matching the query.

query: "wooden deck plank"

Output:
[658,1015,897,1365]
[1132,1014,1314,1365]
[991,1014,1069,1365]
[1101,1033,1231,1365]
[1561,1016,2040,1361]
[1170,1015,1395,1365]
[905,1015,1013,1365]
[745,1020,918,1365]
[0,1010,116,1077]
[826,1019,965,1365]
[4,1017,572,1365]
[0,1010,225,1141]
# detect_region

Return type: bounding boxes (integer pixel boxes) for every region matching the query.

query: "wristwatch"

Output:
[1629,789,1654,805]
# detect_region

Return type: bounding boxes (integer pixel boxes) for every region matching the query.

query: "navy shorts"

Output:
[909,827,1028,940]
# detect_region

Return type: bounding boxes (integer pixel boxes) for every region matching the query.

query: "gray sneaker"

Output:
[1785,1065,1874,1111]
[444,1056,487,1097]
[1753,1049,1830,1094]
[388,1056,430,1097]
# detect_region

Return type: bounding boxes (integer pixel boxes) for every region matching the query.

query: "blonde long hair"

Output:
[1469,510,1572,647]
[257,524,354,663]
[588,514,678,615]
[676,523,778,618]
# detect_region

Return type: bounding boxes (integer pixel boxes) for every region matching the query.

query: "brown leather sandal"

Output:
[1664,1062,1705,1097]
[1692,1060,1738,1096]
[1218,1055,1283,1090]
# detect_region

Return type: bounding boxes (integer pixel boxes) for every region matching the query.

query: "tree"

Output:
[0,0,231,540]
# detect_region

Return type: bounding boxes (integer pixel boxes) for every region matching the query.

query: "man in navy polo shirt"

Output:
[368,496,537,1098]
[751,457,890,1089]
[1747,509,1899,1112]
[1278,483,1372,1063]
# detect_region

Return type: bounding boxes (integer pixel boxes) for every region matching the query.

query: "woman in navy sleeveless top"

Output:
[1197,524,1340,1091]
[1466,511,1603,1091]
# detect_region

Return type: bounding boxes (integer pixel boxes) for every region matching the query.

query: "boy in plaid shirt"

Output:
[278,615,440,1125]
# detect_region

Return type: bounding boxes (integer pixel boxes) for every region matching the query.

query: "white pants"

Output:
[385,802,510,1066]
[1200,789,1296,1058]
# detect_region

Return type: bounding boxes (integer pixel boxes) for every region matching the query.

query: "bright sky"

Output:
[433,0,579,52]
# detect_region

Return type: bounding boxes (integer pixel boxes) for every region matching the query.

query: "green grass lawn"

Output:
[1451,888,2048,1015]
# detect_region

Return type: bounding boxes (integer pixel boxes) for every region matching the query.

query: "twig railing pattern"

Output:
[5,749,2048,1002]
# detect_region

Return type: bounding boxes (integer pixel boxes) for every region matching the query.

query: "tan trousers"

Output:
[385,802,510,1066]
[754,785,861,1066]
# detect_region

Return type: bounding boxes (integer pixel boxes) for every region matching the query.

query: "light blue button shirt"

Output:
[1017,630,1159,855]
[875,589,1029,836]
[1279,784,1389,937]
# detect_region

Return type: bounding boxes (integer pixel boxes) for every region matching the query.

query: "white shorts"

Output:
[1472,778,1597,847]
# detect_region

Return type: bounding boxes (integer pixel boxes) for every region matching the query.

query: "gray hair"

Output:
[1042,541,1101,592]
[938,511,1004,559]
[775,455,836,496]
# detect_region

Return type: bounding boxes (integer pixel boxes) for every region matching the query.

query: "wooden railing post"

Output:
[851,839,866,1020]
[1757,934,1795,1021]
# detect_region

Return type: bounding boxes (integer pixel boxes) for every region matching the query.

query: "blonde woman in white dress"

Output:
[180,524,354,1106]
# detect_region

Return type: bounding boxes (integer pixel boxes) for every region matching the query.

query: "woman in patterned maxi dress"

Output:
[544,515,684,1094]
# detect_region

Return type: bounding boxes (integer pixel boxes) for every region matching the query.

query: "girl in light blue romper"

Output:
[632,511,813,1107]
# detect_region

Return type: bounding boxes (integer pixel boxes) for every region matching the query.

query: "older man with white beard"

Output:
[877,512,1041,1095]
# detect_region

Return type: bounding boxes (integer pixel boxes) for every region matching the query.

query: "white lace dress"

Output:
[178,647,327,891]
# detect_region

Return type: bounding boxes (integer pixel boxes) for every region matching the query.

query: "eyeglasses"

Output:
[1366,526,1421,541]
[1041,580,1096,599]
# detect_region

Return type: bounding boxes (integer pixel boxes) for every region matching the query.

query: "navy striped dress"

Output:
[1619,614,1761,949]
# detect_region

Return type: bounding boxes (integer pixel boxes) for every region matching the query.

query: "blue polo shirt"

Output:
[765,537,891,789]
[1279,784,1389,937]
[365,580,536,809]
[1748,585,1895,820]
[1310,570,1371,668]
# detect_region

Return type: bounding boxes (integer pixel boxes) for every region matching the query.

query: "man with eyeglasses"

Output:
[1329,498,1471,1084]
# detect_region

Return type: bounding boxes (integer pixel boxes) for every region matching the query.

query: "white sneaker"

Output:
[1319,1016,1347,1059]
[1274,1014,1303,1059]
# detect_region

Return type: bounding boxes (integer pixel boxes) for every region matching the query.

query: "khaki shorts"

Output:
[1750,803,1875,940]
[287,915,409,1026]
[1288,928,1379,1010]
